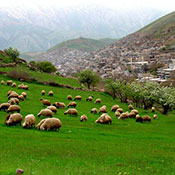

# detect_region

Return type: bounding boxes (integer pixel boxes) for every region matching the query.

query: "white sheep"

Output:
[37,109,53,118]
[23,114,36,128]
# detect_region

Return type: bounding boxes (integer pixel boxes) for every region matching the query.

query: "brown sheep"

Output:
[80,115,88,122]
[21,92,27,99]
[117,108,123,114]
[67,95,72,100]
[118,112,129,120]
[153,114,158,119]
[23,85,29,90]
[5,113,22,126]
[0,103,10,111]
[142,115,151,122]
[23,114,36,128]
[8,98,19,105]
[86,96,93,102]
[7,105,20,113]
[111,105,119,112]
[115,111,120,117]
[95,98,101,104]
[128,104,134,110]
[151,107,155,113]
[7,90,13,96]
[7,80,13,86]
[48,91,54,96]
[74,95,82,100]
[40,98,51,106]
[37,119,46,129]
[136,115,143,123]
[8,91,19,99]
[131,109,139,115]
[67,102,77,108]
[41,90,45,95]
[95,113,112,124]
[99,105,107,113]
[1,80,5,85]
[12,83,16,88]
[18,95,25,101]
[64,108,78,116]
[37,109,53,118]
[53,102,66,109]
[18,84,24,89]
[47,106,57,113]
[128,112,136,118]
[91,108,98,114]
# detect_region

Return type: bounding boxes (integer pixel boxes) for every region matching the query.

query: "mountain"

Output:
[0,4,166,52]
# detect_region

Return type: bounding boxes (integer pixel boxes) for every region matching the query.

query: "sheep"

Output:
[128,112,136,118]
[47,106,57,114]
[7,105,20,113]
[118,112,129,120]
[48,91,54,96]
[67,102,77,108]
[7,90,13,96]
[7,80,13,86]
[80,115,88,122]
[131,109,139,115]
[37,109,53,118]
[136,115,143,123]
[153,114,158,119]
[86,96,93,102]
[37,119,46,129]
[21,92,27,99]
[8,91,19,99]
[8,98,19,105]
[39,118,62,132]
[53,102,66,109]
[117,108,123,114]
[67,95,72,100]
[95,98,101,104]
[74,95,82,100]
[23,114,36,128]
[128,104,134,110]
[91,108,98,114]
[95,113,112,124]
[18,84,24,89]
[99,105,107,113]
[111,105,119,112]
[115,111,121,117]
[5,113,22,126]
[18,95,25,101]
[40,98,51,106]
[151,107,155,113]
[23,85,29,90]
[0,103,10,111]
[142,115,151,122]
[12,83,16,88]
[41,90,45,95]
[64,108,78,116]
[1,80,5,85]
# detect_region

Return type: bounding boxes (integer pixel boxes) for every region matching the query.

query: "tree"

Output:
[105,79,118,100]
[78,69,101,89]
[37,61,56,73]
[4,47,20,60]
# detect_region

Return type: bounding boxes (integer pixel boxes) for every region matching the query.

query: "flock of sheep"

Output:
[0,79,158,133]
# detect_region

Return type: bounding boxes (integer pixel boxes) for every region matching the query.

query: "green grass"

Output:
[0,75,175,175]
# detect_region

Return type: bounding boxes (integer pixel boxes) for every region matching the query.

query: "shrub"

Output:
[37,61,56,73]
[4,47,20,61]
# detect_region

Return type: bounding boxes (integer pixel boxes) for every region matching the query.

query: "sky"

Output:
[0,0,174,12]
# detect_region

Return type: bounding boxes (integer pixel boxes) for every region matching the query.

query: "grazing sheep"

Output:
[80,115,88,122]
[74,95,82,100]
[128,104,134,110]
[8,98,19,105]
[67,102,77,108]
[53,102,66,109]
[37,119,46,129]
[136,115,143,123]
[37,109,53,118]
[1,80,5,85]
[7,80,13,86]
[12,83,16,88]
[23,114,36,128]
[128,112,136,118]
[67,95,72,100]
[8,91,19,99]
[91,108,98,114]
[7,105,20,113]
[118,112,129,120]
[23,85,29,90]
[40,98,51,106]
[39,118,62,132]
[111,105,119,112]
[64,108,78,116]
[99,105,107,113]
[48,91,54,96]
[41,90,45,95]
[18,84,24,89]
[142,115,151,122]
[95,113,112,124]
[47,106,57,113]
[117,108,123,114]
[5,113,22,126]
[18,95,25,101]
[115,111,120,117]
[95,98,101,104]
[151,107,155,113]
[0,103,10,111]
[86,96,93,102]
[7,90,13,96]
[131,109,139,115]
[21,92,27,99]
[153,114,158,119]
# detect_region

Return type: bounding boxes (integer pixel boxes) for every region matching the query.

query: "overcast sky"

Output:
[0,0,174,12]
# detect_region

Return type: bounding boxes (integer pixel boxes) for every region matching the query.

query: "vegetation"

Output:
[4,47,20,61]
[37,61,56,73]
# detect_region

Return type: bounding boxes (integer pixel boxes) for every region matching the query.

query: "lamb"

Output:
[8,91,19,99]
[38,118,62,132]
[118,112,129,120]
[67,102,77,108]
[41,90,45,95]
[64,108,78,116]
[67,95,72,100]
[7,80,13,86]
[23,114,36,128]
[8,98,19,105]
[5,113,22,126]
[80,115,88,122]
[74,95,82,100]
[7,105,20,113]
[95,113,112,124]
[18,95,25,101]
[12,83,16,88]
[1,80,5,85]
[0,103,10,111]
[151,107,155,113]
[47,106,57,113]
[115,111,120,117]
[86,96,93,102]
[99,105,107,113]
[111,105,119,112]
[48,91,54,96]
[53,102,66,108]
[117,108,123,114]
[21,92,27,99]
[128,104,134,110]
[37,109,53,118]
[40,98,51,106]
[153,114,158,119]
[131,109,139,115]
[95,98,101,104]
[91,108,98,114]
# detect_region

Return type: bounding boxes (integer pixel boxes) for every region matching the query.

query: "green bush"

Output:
[37,61,56,73]
[4,47,20,60]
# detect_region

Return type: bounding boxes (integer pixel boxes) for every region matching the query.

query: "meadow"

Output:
[0,75,175,175]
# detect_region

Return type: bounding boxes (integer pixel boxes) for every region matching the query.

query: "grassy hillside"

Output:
[0,75,175,175]
[47,37,117,53]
